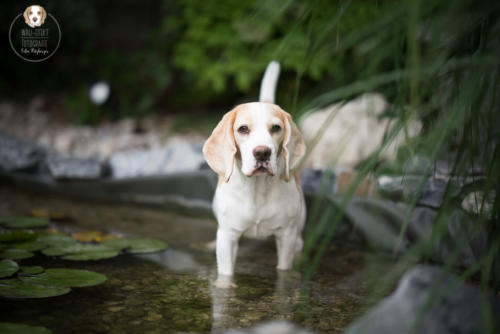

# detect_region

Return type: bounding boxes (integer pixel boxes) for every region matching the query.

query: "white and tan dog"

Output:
[24,5,47,28]
[203,62,306,281]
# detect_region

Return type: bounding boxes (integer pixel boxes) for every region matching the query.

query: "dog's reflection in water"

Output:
[210,270,302,332]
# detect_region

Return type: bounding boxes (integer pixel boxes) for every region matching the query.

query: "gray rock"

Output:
[300,168,336,197]
[0,133,44,172]
[44,155,106,179]
[418,178,461,208]
[345,265,500,334]
[109,138,205,178]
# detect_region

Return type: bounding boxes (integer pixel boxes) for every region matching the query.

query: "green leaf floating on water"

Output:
[103,238,168,254]
[0,249,34,260]
[19,266,44,276]
[36,233,76,244]
[20,269,106,288]
[0,279,70,298]
[0,259,19,278]
[0,322,52,334]
[62,250,120,261]
[0,217,50,229]
[11,240,46,252]
[42,243,101,256]
[0,230,37,243]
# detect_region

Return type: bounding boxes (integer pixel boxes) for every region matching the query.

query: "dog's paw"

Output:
[214,275,237,289]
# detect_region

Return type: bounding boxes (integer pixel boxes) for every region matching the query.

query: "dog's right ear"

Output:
[23,6,30,25]
[203,108,238,182]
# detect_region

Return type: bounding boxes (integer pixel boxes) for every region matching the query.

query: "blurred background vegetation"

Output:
[1,0,405,125]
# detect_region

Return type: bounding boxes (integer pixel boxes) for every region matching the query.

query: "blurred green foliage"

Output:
[1,0,402,122]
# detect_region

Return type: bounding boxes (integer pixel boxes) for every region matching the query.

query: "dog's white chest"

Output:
[213,172,302,238]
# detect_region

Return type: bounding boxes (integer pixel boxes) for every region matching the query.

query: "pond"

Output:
[0,186,392,333]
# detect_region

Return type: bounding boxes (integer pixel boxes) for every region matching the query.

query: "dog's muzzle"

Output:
[249,146,274,176]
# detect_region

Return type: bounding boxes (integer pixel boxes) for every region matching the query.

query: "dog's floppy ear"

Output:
[281,110,306,182]
[203,108,238,182]
[40,6,47,24]
[23,6,31,25]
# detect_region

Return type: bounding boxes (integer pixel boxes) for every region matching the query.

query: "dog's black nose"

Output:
[33,17,38,22]
[253,146,271,162]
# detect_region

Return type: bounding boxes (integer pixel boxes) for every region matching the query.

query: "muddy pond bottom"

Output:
[0,187,390,333]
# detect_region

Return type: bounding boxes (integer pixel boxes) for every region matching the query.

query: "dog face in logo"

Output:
[24,5,47,28]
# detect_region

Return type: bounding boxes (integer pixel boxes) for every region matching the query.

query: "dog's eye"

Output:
[270,125,281,133]
[38,11,41,15]
[237,125,249,134]
[29,11,32,15]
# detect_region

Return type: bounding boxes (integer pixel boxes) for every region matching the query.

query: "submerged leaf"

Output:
[19,266,44,276]
[0,259,19,278]
[0,322,52,334]
[20,269,106,288]
[103,238,168,254]
[0,230,37,243]
[0,279,70,298]
[71,230,117,243]
[0,249,34,260]
[29,208,68,221]
[0,217,50,229]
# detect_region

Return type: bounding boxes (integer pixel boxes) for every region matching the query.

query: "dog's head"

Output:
[203,102,305,182]
[24,5,47,28]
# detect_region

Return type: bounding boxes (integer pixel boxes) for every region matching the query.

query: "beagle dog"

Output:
[24,5,47,28]
[203,62,306,279]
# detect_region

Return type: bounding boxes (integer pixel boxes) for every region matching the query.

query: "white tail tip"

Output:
[259,61,281,104]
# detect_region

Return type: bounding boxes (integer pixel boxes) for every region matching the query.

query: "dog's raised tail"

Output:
[259,61,281,104]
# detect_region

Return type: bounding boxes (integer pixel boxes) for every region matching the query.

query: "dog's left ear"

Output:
[203,108,238,182]
[281,110,306,181]
[40,6,47,24]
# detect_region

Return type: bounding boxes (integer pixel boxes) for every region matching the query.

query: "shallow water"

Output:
[0,187,390,333]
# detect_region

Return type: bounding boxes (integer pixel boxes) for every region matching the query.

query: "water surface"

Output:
[0,187,390,333]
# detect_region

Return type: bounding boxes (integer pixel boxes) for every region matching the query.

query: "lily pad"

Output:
[42,243,112,257]
[62,249,120,261]
[20,269,106,288]
[0,249,34,260]
[0,217,50,229]
[0,230,37,243]
[0,259,19,278]
[0,322,52,334]
[104,238,168,254]
[0,279,70,298]
[19,266,44,276]
[11,240,46,252]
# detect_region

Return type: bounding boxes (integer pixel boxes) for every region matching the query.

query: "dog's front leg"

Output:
[216,227,241,276]
[275,227,300,271]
